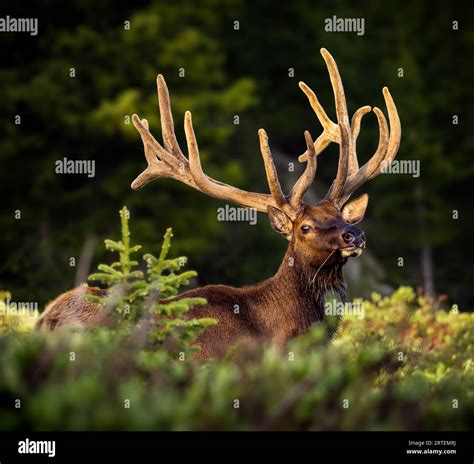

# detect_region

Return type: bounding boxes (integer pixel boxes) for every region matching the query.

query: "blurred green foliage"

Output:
[0,1,472,433]
[0,291,38,334]
[0,0,257,306]
[0,287,472,430]
[0,1,472,311]
[1,212,472,430]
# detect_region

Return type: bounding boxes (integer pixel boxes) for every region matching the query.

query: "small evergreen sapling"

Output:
[88,207,144,320]
[87,206,216,352]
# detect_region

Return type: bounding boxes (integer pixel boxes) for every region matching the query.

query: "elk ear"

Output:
[267,206,293,240]
[341,194,369,225]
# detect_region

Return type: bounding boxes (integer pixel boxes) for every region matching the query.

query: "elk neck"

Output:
[250,242,347,337]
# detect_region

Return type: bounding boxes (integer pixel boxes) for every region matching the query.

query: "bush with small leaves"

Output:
[0,215,472,431]
[85,206,215,353]
[0,291,38,334]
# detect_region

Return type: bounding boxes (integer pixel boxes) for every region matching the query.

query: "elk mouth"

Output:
[339,246,364,258]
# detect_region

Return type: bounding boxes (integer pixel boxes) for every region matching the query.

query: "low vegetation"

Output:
[0,208,472,431]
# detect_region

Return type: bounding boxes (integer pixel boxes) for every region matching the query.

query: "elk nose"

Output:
[342,227,365,246]
[342,231,356,244]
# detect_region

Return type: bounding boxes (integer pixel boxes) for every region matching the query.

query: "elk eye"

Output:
[301,224,312,234]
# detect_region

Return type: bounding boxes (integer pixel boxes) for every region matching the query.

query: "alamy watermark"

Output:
[55,157,95,178]
[324,15,365,36]
[18,439,55,458]
[0,299,38,317]
[381,159,420,178]
[0,16,38,36]
[325,299,365,320]
[217,205,257,225]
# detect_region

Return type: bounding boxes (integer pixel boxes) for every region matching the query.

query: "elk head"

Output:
[130,48,400,271]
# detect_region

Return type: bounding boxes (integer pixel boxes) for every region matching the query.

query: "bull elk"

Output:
[36,49,400,359]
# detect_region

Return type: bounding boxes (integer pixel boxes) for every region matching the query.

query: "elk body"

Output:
[36,49,400,359]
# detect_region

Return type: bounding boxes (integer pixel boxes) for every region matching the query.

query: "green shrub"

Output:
[0,291,38,334]
[85,206,215,353]
[0,211,472,431]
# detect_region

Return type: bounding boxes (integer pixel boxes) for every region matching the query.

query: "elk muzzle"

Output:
[340,226,366,258]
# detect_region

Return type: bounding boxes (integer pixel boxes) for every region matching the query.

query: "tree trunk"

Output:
[420,244,435,298]
[75,233,98,287]
[414,184,435,299]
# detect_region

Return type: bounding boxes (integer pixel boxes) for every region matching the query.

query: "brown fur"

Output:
[35,287,109,330]
[36,50,401,359]
[36,200,365,359]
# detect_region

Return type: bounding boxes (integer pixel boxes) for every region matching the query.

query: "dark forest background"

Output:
[0,0,472,310]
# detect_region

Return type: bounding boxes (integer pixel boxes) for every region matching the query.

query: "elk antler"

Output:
[131,49,400,218]
[131,75,315,220]
[298,48,401,206]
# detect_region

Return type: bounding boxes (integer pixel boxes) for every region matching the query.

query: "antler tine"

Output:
[326,123,350,201]
[337,87,400,205]
[298,81,339,162]
[320,48,351,128]
[319,48,355,202]
[156,75,188,164]
[184,111,277,213]
[339,107,389,205]
[130,118,172,188]
[131,114,188,189]
[376,87,401,176]
[289,131,317,208]
[349,105,372,174]
[258,129,288,209]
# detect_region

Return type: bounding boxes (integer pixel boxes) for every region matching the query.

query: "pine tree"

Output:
[87,206,216,352]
